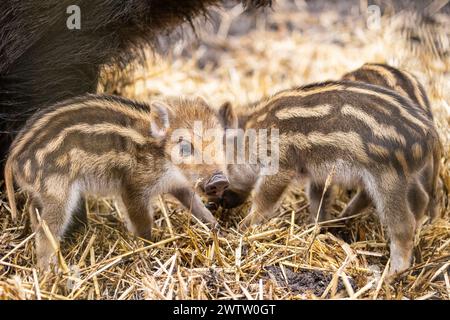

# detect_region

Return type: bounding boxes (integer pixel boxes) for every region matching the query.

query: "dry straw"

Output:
[1,0,449,300]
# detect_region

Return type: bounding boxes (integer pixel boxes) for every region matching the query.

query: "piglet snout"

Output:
[204,172,229,197]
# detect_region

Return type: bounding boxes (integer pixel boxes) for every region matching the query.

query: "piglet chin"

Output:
[218,189,248,209]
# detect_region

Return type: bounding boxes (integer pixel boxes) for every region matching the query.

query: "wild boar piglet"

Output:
[217,80,441,274]
[5,94,229,269]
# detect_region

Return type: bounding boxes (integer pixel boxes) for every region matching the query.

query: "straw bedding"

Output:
[0,0,449,300]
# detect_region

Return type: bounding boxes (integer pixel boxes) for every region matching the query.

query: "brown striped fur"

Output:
[5,94,226,270]
[339,63,441,222]
[343,63,432,117]
[218,80,441,275]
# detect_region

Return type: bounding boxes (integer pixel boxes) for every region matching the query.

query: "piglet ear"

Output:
[194,95,209,106]
[150,101,170,140]
[218,101,238,129]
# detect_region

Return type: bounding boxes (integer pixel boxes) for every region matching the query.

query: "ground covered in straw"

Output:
[1,0,449,300]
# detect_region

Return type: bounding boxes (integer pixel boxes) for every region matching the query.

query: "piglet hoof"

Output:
[386,258,412,282]
[210,220,220,231]
[137,230,153,242]
[203,217,219,230]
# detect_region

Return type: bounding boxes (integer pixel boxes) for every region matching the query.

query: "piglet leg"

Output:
[240,170,292,231]
[171,188,217,227]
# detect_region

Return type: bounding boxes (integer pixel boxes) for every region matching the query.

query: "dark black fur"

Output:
[0,0,271,165]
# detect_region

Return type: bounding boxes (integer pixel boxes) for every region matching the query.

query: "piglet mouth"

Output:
[206,188,248,210]
[203,171,229,198]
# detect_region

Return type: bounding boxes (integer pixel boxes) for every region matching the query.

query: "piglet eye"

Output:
[179,140,194,157]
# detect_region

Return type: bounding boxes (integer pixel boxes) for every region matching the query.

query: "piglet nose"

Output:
[205,174,229,197]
